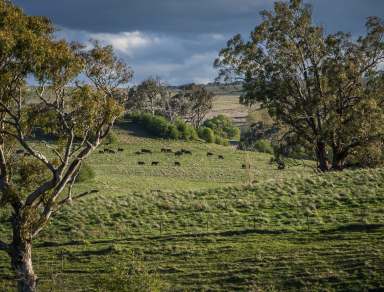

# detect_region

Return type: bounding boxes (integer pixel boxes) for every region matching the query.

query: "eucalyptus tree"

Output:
[215,0,384,170]
[0,1,132,291]
[127,77,166,115]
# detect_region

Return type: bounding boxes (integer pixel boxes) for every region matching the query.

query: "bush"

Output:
[104,130,119,144]
[198,127,215,143]
[175,119,197,140]
[214,135,229,146]
[76,163,95,183]
[200,115,240,145]
[168,125,179,139]
[127,112,198,141]
[253,139,274,154]
[202,114,240,140]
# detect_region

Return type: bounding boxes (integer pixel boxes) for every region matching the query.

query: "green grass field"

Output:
[0,128,383,291]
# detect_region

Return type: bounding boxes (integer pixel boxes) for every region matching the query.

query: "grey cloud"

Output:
[13,0,384,85]
[13,0,384,36]
[57,29,223,84]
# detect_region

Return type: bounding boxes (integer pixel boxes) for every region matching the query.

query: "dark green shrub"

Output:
[200,115,239,145]
[127,112,196,141]
[214,135,229,146]
[168,125,180,139]
[253,139,274,154]
[175,119,197,140]
[198,127,215,143]
[203,114,240,140]
[104,131,119,144]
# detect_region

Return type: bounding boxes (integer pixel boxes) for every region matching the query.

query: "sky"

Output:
[13,0,384,85]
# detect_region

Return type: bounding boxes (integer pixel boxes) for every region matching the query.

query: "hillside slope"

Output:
[1,134,383,291]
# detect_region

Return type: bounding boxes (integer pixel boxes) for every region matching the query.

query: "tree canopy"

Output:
[215,0,384,171]
[0,1,132,290]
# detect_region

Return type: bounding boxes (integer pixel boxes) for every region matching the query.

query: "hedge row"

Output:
[128,112,197,140]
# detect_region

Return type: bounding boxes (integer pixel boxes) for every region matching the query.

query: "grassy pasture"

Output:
[0,130,383,291]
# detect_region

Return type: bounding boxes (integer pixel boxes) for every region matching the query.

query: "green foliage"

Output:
[167,124,180,139]
[175,118,198,140]
[215,0,384,170]
[198,114,239,145]
[128,112,197,141]
[252,139,274,154]
[104,131,119,144]
[198,127,215,143]
[75,163,96,183]
[203,114,240,140]
[214,135,229,146]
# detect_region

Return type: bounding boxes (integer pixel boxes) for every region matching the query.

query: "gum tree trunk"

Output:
[331,147,347,171]
[316,141,329,171]
[10,216,37,292]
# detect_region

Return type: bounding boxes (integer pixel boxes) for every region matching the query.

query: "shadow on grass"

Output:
[36,228,294,249]
[324,223,384,233]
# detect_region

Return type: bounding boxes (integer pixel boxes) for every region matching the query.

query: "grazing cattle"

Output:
[161,148,173,153]
[138,161,145,165]
[151,161,159,166]
[118,148,124,152]
[242,164,250,169]
[218,155,224,159]
[184,150,192,155]
[109,150,116,154]
[99,150,104,154]
[207,152,214,156]
[135,151,142,155]
[141,149,152,154]
[174,161,181,166]
[175,151,183,156]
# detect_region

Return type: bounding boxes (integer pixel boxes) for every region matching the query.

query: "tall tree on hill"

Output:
[0,1,132,291]
[215,0,384,171]
[179,84,214,128]
[127,77,166,115]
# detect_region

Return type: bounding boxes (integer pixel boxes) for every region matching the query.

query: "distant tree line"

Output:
[126,78,240,145]
[127,78,214,128]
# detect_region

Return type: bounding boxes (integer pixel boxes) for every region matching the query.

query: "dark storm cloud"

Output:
[13,0,270,35]
[12,0,384,36]
[12,0,384,84]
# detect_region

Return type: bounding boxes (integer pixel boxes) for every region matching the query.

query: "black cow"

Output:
[174,161,181,166]
[218,155,224,159]
[207,152,214,156]
[138,161,145,165]
[175,151,183,156]
[151,161,159,166]
[118,148,124,152]
[141,149,152,154]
